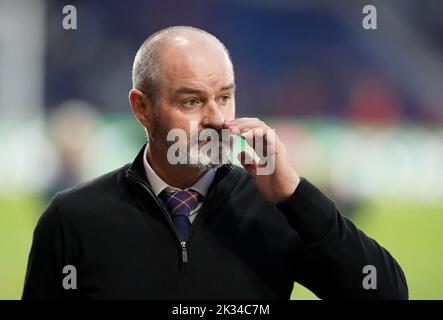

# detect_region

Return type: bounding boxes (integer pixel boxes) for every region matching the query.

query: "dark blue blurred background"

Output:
[44,0,443,122]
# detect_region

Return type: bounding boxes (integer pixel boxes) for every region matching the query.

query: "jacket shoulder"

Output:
[53,164,131,210]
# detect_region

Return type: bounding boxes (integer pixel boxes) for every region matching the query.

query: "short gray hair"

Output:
[131,26,233,105]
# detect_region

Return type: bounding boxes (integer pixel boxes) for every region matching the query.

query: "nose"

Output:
[201,100,224,128]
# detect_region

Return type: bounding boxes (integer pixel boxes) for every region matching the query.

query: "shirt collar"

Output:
[143,143,216,197]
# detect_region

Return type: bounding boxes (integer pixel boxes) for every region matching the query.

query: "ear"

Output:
[128,89,152,129]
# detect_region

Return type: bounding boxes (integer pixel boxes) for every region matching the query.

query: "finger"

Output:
[230,125,268,140]
[240,129,263,150]
[225,118,265,131]
[225,117,259,126]
[229,124,267,138]
[239,128,276,158]
[237,151,257,177]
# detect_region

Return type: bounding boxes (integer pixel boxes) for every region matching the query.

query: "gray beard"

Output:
[148,123,232,170]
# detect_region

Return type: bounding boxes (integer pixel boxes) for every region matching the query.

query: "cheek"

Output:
[156,101,188,130]
[166,109,202,138]
[221,104,235,120]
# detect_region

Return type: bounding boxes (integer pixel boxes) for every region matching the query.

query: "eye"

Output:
[220,95,231,104]
[183,98,200,108]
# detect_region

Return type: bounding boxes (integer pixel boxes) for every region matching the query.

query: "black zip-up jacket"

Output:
[22,144,408,299]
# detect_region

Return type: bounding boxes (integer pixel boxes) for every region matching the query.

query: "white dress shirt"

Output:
[143,144,216,223]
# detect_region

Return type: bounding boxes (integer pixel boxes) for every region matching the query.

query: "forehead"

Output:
[159,37,234,91]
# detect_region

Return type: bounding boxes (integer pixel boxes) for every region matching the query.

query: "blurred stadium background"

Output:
[1,0,442,299]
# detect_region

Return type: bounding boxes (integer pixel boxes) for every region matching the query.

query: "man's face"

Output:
[147,36,236,169]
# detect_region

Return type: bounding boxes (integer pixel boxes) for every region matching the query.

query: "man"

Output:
[22,26,408,299]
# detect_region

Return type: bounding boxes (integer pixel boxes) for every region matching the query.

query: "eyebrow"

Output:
[220,83,236,91]
[174,87,205,96]
[173,83,236,96]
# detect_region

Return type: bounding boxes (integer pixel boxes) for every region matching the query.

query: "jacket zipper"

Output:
[127,164,232,272]
[127,174,189,270]
[180,165,232,247]
[180,241,188,263]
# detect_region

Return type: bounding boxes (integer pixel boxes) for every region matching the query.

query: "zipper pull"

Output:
[181,241,188,264]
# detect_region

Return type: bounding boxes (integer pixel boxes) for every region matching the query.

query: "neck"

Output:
[147,142,207,190]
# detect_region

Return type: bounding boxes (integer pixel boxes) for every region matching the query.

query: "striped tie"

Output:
[159,190,201,241]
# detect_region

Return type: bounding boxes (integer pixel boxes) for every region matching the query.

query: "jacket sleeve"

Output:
[276,177,408,299]
[22,195,68,300]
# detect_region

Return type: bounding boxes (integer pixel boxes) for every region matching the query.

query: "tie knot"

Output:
[159,190,201,216]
